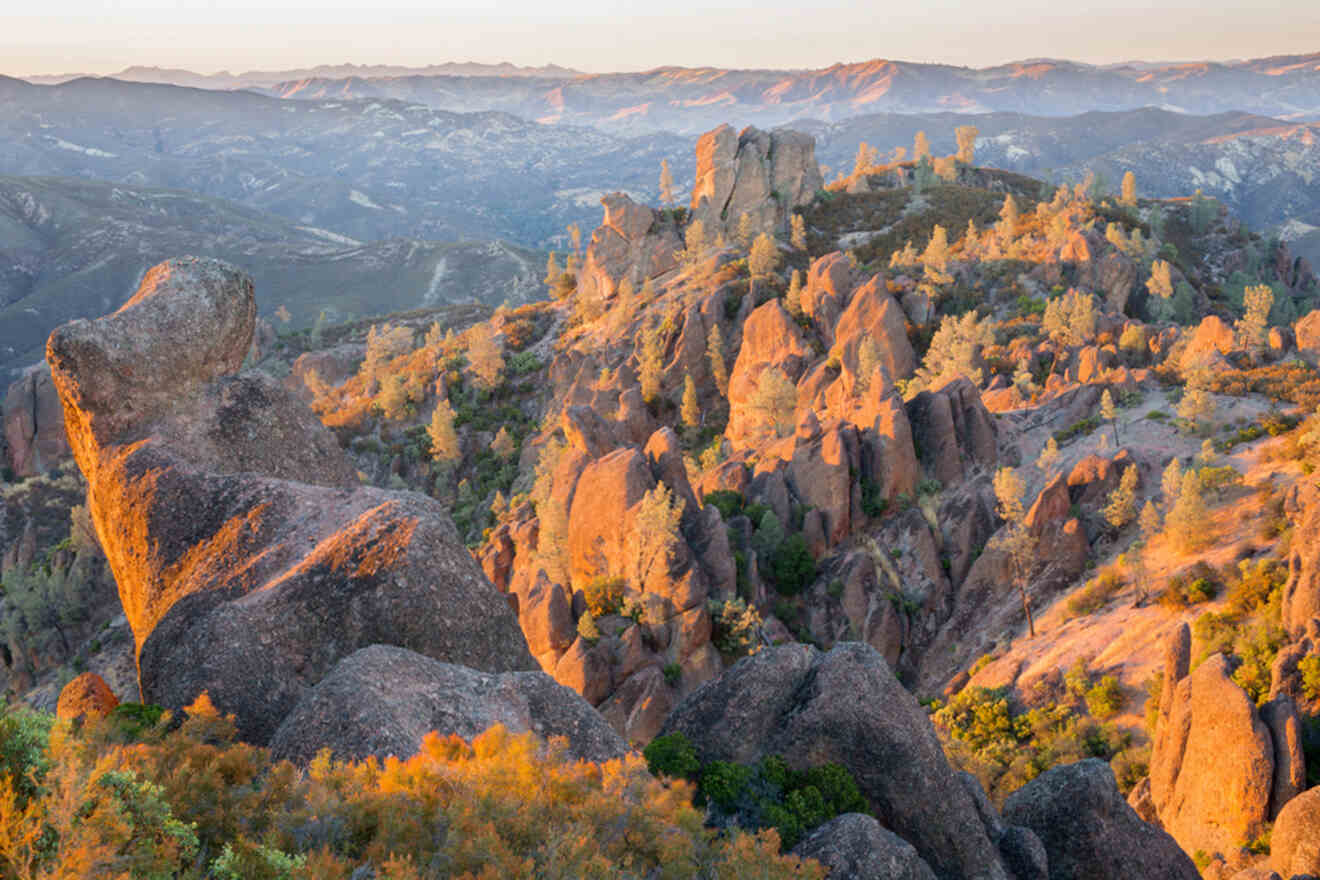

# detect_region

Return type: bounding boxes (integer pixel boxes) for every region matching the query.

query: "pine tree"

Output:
[1237,284,1274,355]
[567,223,583,260]
[466,324,505,391]
[544,251,562,288]
[955,125,978,163]
[997,194,1019,241]
[1167,470,1208,552]
[736,213,756,250]
[751,367,798,437]
[684,220,707,264]
[639,322,664,405]
[989,467,1037,637]
[913,130,931,161]
[785,270,804,318]
[629,483,685,589]
[659,158,675,207]
[1147,259,1174,301]
[428,398,460,464]
[852,142,878,176]
[1104,465,1139,528]
[856,337,882,395]
[1037,436,1060,475]
[1161,458,1183,508]
[922,225,949,273]
[790,214,808,251]
[1176,373,1215,431]
[707,323,729,397]
[748,233,780,277]
[492,426,516,458]
[1101,389,1119,445]
[1139,499,1161,540]
[681,375,701,429]
[1120,171,1137,207]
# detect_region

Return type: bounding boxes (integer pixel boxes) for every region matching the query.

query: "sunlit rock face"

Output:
[47,256,535,744]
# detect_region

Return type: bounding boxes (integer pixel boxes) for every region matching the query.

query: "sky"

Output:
[3,0,1320,77]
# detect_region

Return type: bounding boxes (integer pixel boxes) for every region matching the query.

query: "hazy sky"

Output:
[4,0,1319,76]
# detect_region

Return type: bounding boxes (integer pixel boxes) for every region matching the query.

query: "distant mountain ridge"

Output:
[17,51,1320,134]
[21,60,583,89]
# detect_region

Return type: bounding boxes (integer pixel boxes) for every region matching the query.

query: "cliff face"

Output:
[47,256,536,744]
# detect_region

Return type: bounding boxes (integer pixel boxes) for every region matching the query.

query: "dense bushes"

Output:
[930,679,1138,805]
[0,701,823,878]
[643,732,867,850]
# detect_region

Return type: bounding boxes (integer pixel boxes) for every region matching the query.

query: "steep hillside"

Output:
[0,175,543,379]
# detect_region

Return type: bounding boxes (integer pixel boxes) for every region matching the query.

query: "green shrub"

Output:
[663,663,683,686]
[643,731,701,780]
[771,534,816,595]
[1301,655,1320,701]
[703,490,745,521]
[0,702,54,804]
[1084,676,1124,720]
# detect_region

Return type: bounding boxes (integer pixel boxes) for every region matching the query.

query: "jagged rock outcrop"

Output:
[659,642,1014,880]
[55,671,119,723]
[688,124,823,239]
[576,193,682,306]
[906,378,998,486]
[47,257,536,744]
[1147,622,1299,858]
[268,645,627,765]
[1283,481,1320,638]
[3,364,69,478]
[1003,759,1199,880]
[791,813,938,880]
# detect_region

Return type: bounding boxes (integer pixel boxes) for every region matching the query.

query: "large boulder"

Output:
[791,813,937,880]
[659,643,1012,880]
[268,645,627,765]
[47,257,536,744]
[1003,759,1198,880]
[1271,786,1320,877]
[3,363,70,478]
[55,672,119,723]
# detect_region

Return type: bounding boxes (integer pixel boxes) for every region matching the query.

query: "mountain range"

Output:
[21,52,1320,134]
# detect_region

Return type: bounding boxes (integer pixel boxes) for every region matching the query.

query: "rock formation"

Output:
[576,193,682,307]
[1144,623,1304,859]
[1271,786,1320,877]
[47,257,536,744]
[268,644,627,764]
[688,124,823,240]
[1003,759,1199,880]
[791,813,938,880]
[55,671,119,723]
[3,363,69,478]
[659,642,1015,880]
